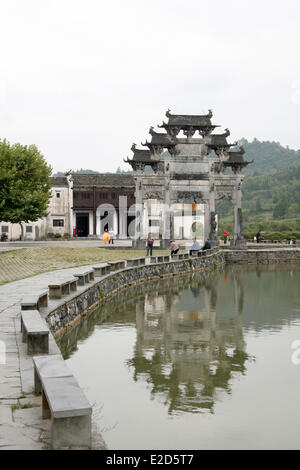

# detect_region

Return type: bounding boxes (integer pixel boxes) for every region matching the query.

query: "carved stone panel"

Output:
[173,191,206,203]
[144,190,165,200]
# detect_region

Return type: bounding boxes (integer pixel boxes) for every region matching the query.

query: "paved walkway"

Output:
[0,265,108,450]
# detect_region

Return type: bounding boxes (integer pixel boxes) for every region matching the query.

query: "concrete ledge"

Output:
[21,290,48,311]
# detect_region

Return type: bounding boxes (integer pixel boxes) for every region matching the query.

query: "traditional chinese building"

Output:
[72,174,136,237]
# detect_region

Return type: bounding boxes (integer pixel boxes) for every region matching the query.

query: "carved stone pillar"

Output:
[204,202,210,241]
[119,196,128,239]
[208,179,219,247]
[132,176,145,249]
[160,177,172,249]
[231,178,246,249]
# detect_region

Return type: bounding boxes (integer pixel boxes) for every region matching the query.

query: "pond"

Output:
[58,264,300,450]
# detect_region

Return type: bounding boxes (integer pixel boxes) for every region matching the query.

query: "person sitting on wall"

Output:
[170,240,180,257]
[146,232,154,256]
[202,239,211,251]
[189,238,200,256]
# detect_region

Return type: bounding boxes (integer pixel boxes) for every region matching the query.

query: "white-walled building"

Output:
[0,173,206,242]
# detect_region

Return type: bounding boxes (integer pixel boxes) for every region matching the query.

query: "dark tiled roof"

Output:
[72,173,135,188]
[224,147,252,168]
[51,177,69,187]
[165,109,213,127]
[130,146,152,162]
[142,128,175,148]
[208,130,235,149]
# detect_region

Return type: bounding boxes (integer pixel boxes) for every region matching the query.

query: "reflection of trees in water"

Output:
[127,278,249,415]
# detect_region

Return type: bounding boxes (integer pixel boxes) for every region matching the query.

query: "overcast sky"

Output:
[0,0,299,173]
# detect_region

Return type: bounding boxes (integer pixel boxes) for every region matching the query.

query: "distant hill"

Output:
[240,138,300,175]
[52,168,125,177]
[217,163,300,227]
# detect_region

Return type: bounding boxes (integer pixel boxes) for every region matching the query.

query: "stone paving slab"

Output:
[0,404,12,424]
[0,423,46,450]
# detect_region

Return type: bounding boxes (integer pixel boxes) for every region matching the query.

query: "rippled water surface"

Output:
[59,264,300,449]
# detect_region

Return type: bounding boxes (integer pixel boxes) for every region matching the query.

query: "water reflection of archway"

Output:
[128,278,249,415]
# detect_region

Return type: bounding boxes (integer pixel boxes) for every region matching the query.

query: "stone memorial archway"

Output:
[125,110,251,249]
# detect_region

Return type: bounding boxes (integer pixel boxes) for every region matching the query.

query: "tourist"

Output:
[109,228,115,244]
[146,232,154,256]
[189,238,200,256]
[256,231,261,243]
[224,229,228,244]
[102,228,110,244]
[170,240,179,257]
[202,238,211,251]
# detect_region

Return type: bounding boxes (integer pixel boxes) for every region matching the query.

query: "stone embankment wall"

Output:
[224,249,300,263]
[47,251,225,336]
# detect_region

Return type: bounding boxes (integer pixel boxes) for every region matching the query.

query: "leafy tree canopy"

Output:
[0,139,52,227]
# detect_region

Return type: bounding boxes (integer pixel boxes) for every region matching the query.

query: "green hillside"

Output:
[217,164,300,239]
[217,138,300,239]
[240,138,300,175]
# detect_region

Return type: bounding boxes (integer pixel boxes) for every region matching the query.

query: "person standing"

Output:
[224,229,228,244]
[109,228,115,245]
[256,231,261,244]
[146,232,154,256]
[102,228,110,244]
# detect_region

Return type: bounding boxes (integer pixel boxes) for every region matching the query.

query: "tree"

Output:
[255,199,262,213]
[0,139,52,239]
[273,198,288,219]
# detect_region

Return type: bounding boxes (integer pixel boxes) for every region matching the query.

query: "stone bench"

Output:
[197,250,205,257]
[33,355,92,449]
[21,310,49,355]
[48,277,78,299]
[126,257,146,267]
[21,290,48,311]
[190,250,199,257]
[108,260,126,271]
[157,255,170,262]
[73,269,94,286]
[92,263,110,277]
